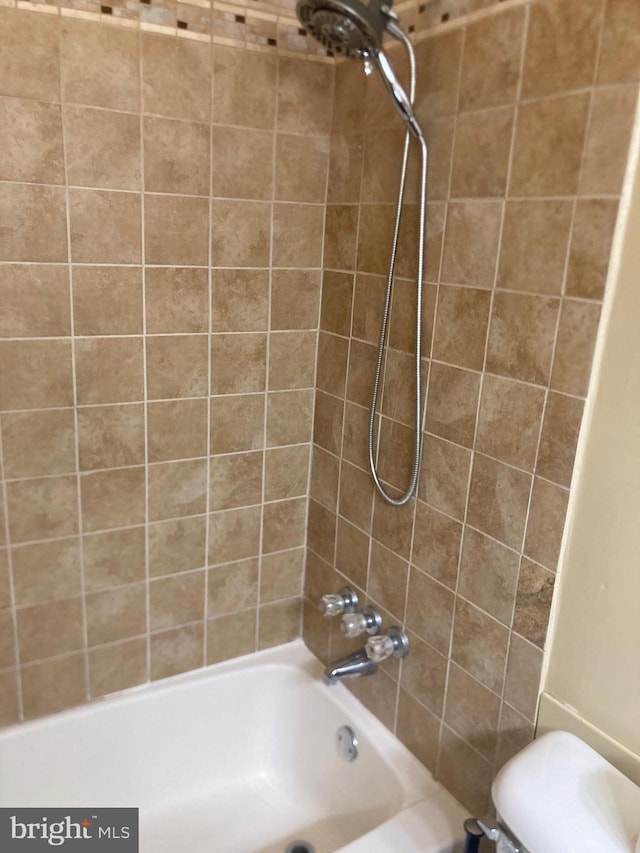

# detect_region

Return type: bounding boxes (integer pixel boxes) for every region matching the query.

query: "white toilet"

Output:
[490,730,640,852]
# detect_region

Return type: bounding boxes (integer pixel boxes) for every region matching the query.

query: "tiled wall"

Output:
[303,0,640,814]
[0,7,335,723]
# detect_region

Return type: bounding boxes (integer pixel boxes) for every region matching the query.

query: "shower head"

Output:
[296,0,423,140]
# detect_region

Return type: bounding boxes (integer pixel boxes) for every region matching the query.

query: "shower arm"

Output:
[367,24,429,506]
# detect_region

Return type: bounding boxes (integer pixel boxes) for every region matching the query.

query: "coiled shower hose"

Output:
[368,30,428,506]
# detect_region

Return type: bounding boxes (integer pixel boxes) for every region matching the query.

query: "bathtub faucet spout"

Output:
[322,649,379,686]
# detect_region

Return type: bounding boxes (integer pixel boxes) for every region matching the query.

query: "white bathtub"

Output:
[0,640,468,852]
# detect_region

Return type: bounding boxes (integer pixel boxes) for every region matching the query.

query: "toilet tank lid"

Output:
[492,731,640,853]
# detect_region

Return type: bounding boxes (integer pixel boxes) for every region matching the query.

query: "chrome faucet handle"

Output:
[365,626,410,662]
[319,587,359,618]
[340,606,383,639]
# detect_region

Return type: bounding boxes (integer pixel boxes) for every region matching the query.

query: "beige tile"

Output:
[521,0,602,99]
[273,204,324,268]
[61,19,139,111]
[0,8,60,102]
[2,410,75,479]
[78,404,145,471]
[510,93,590,197]
[459,528,519,627]
[414,29,463,121]
[73,266,143,336]
[21,654,86,720]
[150,570,204,631]
[0,97,63,184]
[0,549,10,608]
[261,549,303,603]
[452,598,509,694]
[144,116,209,196]
[12,538,80,607]
[459,7,525,111]
[0,184,67,263]
[514,558,555,649]
[70,189,141,264]
[566,199,619,300]
[504,634,543,720]
[150,623,203,680]
[142,33,210,122]
[7,476,78,544]
[208,558,258,617]
[335,518,369,590]
[419,435,471,522]
[258,597,302,650]
[17,597,84,662]
[147,399,208,463]
[211,200,271,267]
[274,131,329,204]
[332,60,365,133]
[265,446,309,502]
[0,609,15,669]
[371,493,414,560]
[146,335,208,400]
[352,273,385,345]
[524,477,568,570]
[327,134,364,204]
[211,333,266,395]
[467,454,531,550]
[497,200,574,295]
[418,115,454,202]
[339,460,374,533]
[324,205,359,272]
[64,106,141,190]
[0,264,70,338]
[146,267,209,334]
[208,506,262,565]
[213,46,276,129]
[316,333,348,398]
[551,300,601,397]
[425,363,481,448]
[75,338,143,405]
[210,451,263,511]
[537,392,584,487]
[81,467,145,532]
[86,582,146,646]
[451,107,514,198]
[302,596,330,665]
[211,125,273,200]
[368,540,408,621]
[277,57,332,134]
[148,458,207,521]
[211,269,269,333]
[340,400,366,468]
[598,0,640,84]
[145,195,209,266]
[320,271,354,337]
[207,609,256,664]
[271,269,321,331]
[396,689,440,773]
[89,637,147,697]
[268,331,316,391]
[412,501,462,589]
[495,701,535,770]
[401,631,447,716]
[406,567,454,657]
[0,669,19,726]
[0,340,73,411]
[445,662,501,761]
[376,418,414,494]
[211,393,265,454]
[355,204,395,277]
[84,527,146,592]
[307,498,337,565]
[361,128,406,204]
[438,726,493,815]
[581,85,638,196]
[486,292,559,386]
[345,339,376,409]
[433,285,491,371]
[476,376,545,471]
[441,201,502,288]
[347,667,397,730]
[148,516,206,578]
[390,277,437,354]
[262,498,306,553]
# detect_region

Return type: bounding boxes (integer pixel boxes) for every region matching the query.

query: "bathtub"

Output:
[0,640,468,852]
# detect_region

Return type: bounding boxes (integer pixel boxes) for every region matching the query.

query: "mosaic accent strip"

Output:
[4,0,526,59]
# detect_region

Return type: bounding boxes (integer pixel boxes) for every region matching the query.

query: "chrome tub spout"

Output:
[322,649,379,686]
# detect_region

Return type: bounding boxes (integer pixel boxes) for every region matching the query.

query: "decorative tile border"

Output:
[5,0,526,59]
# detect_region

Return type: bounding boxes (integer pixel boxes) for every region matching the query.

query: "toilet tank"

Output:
[492,730,640,853]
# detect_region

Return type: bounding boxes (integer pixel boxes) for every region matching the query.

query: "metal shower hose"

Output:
[368,30,428,506]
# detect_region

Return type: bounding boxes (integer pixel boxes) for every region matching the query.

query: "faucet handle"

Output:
[319,586,359,618]
[340,606,382,638]
[365,626,410,662]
